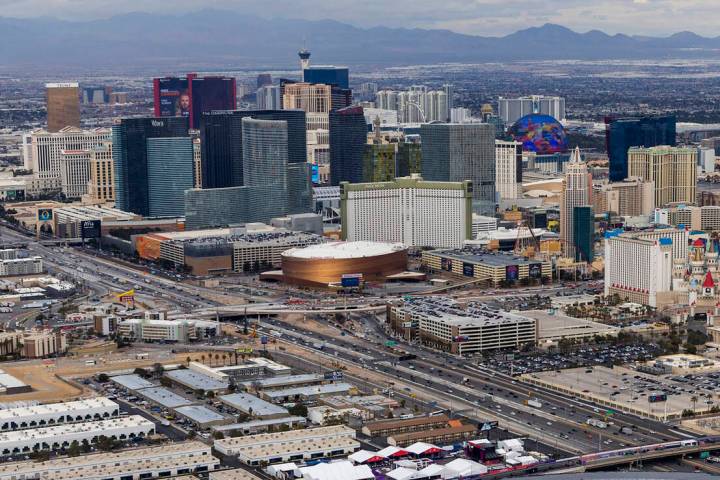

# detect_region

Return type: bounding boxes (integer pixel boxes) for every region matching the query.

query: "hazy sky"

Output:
[0,0,717,37]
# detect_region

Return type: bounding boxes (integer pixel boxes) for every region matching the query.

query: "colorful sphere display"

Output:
[509,114,568,155]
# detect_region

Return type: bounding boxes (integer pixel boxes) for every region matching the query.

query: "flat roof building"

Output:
[137,386,193,408]
[0,397,118,432]
[421,248,551,286]
[219,393,289,419]
[260,383,354,403]
[166,369,228,392]
[0,440,219,480]
[214,425,358,465]
[0,415,154,456]
[387,296,537,355]
[110,373,155,391]
[175,405,229,428]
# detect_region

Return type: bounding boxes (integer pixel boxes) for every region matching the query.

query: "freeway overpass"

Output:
[583,443,720,471]
[194,302,386,318]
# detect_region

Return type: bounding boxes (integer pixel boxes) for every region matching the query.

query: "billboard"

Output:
[80,219,101,239]
[648,393,667,403]
[155,77,191,119]
[311,164,319,184]
[529,263,542,279]
[37,208,53,222]
[463,263,474,277]
[154,75,236,129]
[506,265,519,282]
[441,257,453,272]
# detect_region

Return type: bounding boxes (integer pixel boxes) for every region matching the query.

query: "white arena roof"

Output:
[283,241,406,260]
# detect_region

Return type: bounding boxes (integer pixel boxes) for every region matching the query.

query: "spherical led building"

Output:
[509,114,568,155]
[281,241,408,286]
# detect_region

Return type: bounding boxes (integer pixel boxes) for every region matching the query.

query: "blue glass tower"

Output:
[606,115,676,181]
[146,137,194,217]
[329,106,367,186]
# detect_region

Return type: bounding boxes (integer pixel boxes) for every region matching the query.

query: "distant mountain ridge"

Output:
[2,10,720,70]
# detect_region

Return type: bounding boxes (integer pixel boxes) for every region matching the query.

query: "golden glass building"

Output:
[628,145,697,207]
[46,82,80,132]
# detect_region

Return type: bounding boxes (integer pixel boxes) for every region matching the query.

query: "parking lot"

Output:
[483,343,662,375]
[524,365,720,420]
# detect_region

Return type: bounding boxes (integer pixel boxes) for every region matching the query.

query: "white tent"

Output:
[387,467,419,480]
[440,458,488,479]
[299,460,374,480]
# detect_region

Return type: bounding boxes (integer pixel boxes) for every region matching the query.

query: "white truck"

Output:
[587,418,608,429]
[527,399,542,409]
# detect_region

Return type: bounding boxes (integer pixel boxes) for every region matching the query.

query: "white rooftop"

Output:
[0,415,152,443]
[219,393,288,417]
[0,397,116,421]
[283,241,406,260]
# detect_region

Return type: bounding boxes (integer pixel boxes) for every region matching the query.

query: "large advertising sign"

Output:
[506,265,519,282]
[441,257,453,272]
[156,77,191,119]
[81,220,101,239]
[528,263,542,279]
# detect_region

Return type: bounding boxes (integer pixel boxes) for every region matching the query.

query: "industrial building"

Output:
[387,423,477,447]
[135,226,323,276]
[0,370,30,395]
[174,405,229,428]
[0,415,154,456]
[260,383,354,403]
[340,176,473,249]
[165,369,228,392]
[0,397,119,431]
[214,425,359,465]
[279,241,408,286]
[421,248,551,286]
[0,440,219,480]
[219,393,289,419]
[212,416,307,436]
[239,373,324,392]
[387,297,538,354]
[361,414,450,438]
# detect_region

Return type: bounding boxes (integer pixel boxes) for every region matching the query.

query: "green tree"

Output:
[288,403,308,417]
[68,440,81,457]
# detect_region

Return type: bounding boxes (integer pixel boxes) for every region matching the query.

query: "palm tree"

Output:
[691,395,699,413]
[214,353,220,366]
[186,356,191,366]
[200,354,206,365]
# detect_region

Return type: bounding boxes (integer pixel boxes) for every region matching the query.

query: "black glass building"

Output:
[573,205,595,263]
[606,115,676,182]
[329,106,367,186]
[303,66,349,89]
[113,117,189,217]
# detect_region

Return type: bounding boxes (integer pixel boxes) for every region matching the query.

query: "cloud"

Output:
[0,0,717,37]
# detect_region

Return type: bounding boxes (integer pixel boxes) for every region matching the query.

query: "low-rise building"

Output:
[214,425,359,465]
[0,257,43,277]
[116,316,219,344]
[387,423,477,447]
[165,369,228,392]
[0,415,154,456]
[212,417,307,436]
[219,393,289,419]
[387,296,538,354]
[260,383,354,403]
[361,414,451,438]
[0,440,219,480]
[174,405,230,428]
[0,397,118,431]
[421,248,551,286]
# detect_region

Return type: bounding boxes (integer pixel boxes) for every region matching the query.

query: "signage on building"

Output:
[81,219,101,239]
[37,208,53,222]
[529,263,542,279]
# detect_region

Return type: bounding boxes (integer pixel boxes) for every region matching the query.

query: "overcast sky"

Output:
[0,0,716,37]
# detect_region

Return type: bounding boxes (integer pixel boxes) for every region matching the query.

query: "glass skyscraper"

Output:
[329,106,367,186]
[146,137,194,217]
[606,115,676,182]
[200,109,307,189]
[112,117,189,216]
[573,205,595,263]
[420,123,496,215]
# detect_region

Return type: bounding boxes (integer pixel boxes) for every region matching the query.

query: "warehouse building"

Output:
[212,416,307,436]
[387,423,477,447]
[110,373,155,391]
[0,397,118,431]
[239,373,324,392]
[0,440,219,480]
[174,405,229,428]
[136,387,193,409]
[214,425,359,465]
[219,393,289,419]
[260,383,354,403]
[165,369,228,392]
[0,415,154,455]
[387,296,537,355]
[422,248,551,286]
